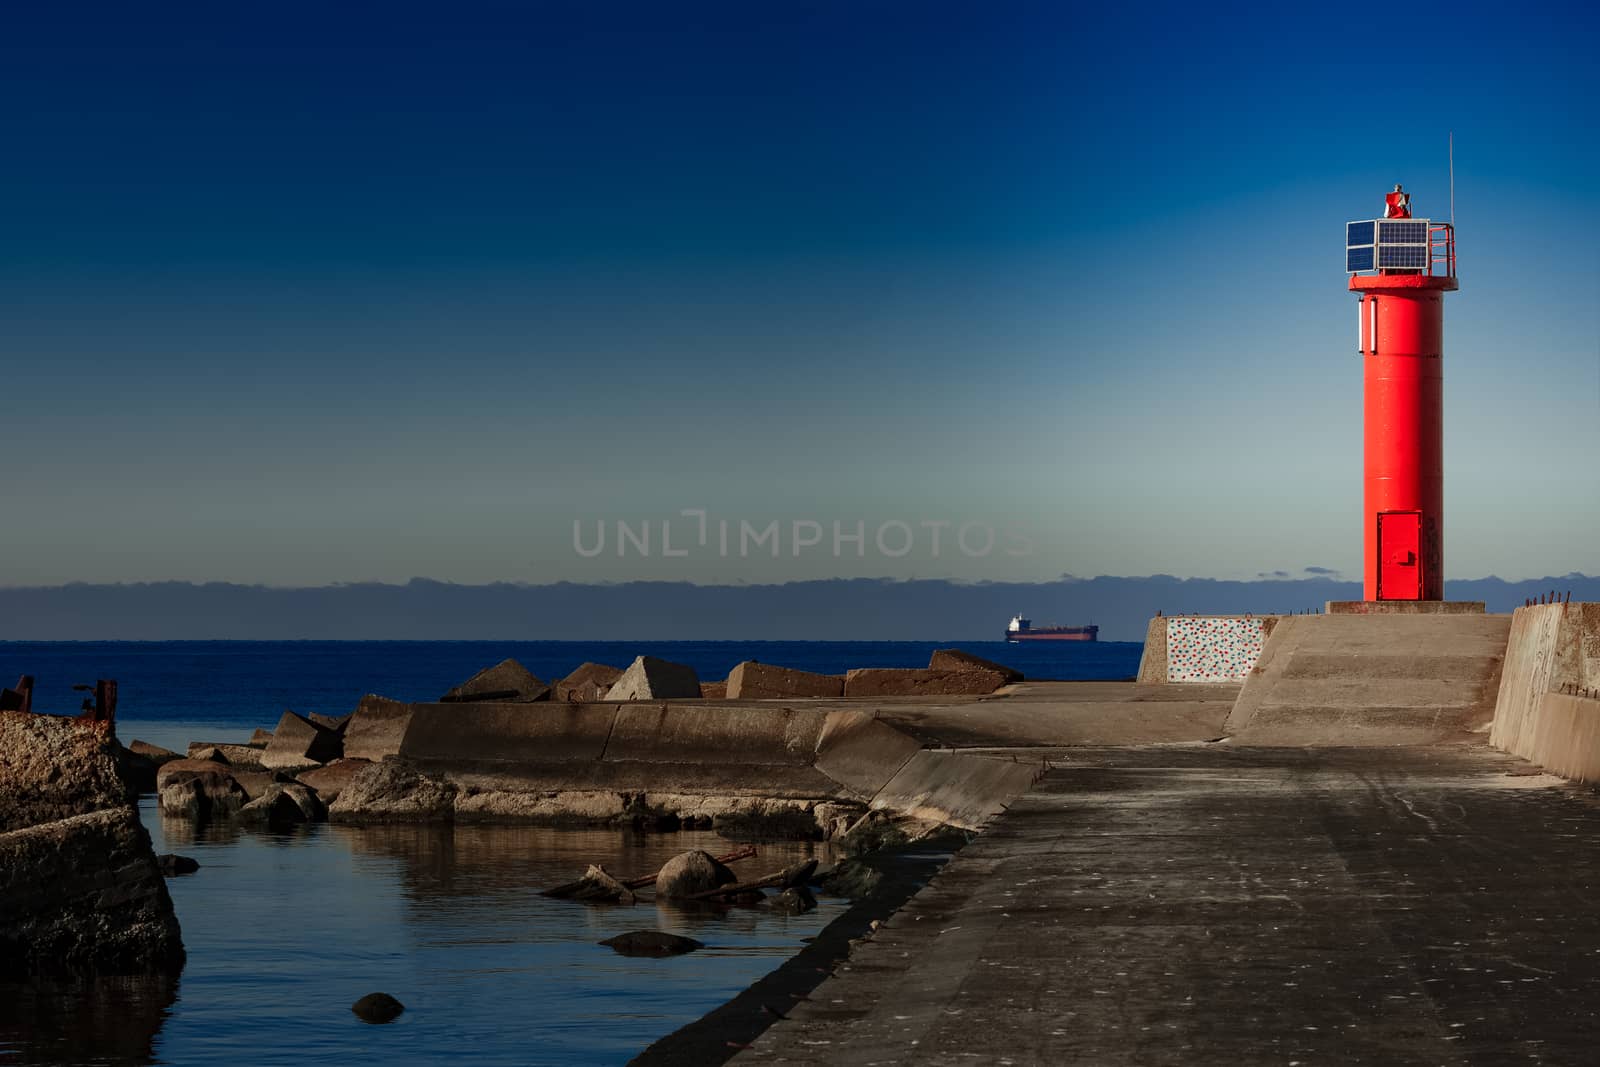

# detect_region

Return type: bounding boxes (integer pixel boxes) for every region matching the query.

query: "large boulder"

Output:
[0,710,185,977]
[929,648,1024,684]
[327,760,457,822]
[441,658,550,703]
[237,783,327,826]
[842,668,1008,698]
[605,656,702,701]
[154,759,248,819]
[555,662,624,702]
[0,808,186,976]
[261,711,343,770]
[655,849,737,899]
[726,662,844,700]
[0,712,130,831]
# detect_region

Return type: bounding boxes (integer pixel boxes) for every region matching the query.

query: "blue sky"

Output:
[2,1,1595,587]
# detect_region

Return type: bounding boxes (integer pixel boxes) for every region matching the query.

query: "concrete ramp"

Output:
[1224,613,1511,745]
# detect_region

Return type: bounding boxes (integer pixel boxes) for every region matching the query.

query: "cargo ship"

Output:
[1005,614,1098,642]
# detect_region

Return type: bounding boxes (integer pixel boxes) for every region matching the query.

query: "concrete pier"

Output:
[632,605,1600,1064]
[733,745,1600,1065]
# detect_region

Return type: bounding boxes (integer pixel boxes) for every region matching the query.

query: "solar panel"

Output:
[1378,220,1428,244]
[1347,217,1431,273]
[1377,245,1428,268]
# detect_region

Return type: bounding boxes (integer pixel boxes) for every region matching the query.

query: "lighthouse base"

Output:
[1325,600,1486,615]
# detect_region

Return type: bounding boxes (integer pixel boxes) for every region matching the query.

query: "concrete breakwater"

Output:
[141,651,1043,840]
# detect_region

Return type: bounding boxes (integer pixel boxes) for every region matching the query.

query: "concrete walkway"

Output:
[737,744,1600,1065]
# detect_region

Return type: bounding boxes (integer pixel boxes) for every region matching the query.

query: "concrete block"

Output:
[307,712,351,733]
[343,695,413,762]
[1135,616,1169,683]
[842,668,1007,698]
[606,656,701,701]
[555,663,623,702]
[726,661,844,700]
[261,711,343,770]
[929,649,1023,684]
[813,711,924,799]
[441,658,550,703]
[128,740,180,764]
[605,704,827,766]
[401,703,617,764]
[700,681,728,699]
[247,728,274,747]
[869,751,1041,831]
[185,742,264,767]
[1521,692,1600,783]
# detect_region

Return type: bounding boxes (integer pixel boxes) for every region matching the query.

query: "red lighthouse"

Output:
[1346,189,1456,600]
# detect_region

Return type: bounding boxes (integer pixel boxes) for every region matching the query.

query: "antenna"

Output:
[1449,131,1455,225]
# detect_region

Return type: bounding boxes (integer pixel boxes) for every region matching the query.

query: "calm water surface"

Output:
[0,641,1134,1064]
[3,793,842,1066]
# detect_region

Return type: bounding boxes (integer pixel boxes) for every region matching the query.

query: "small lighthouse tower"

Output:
[1346,187,1457,601]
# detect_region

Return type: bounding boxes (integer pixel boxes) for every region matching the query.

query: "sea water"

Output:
[0,640,1141,1065]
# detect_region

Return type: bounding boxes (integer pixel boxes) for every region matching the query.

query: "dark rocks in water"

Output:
[713,808,825,842]
[769,887,817,915]
[1,711,185,977]
[600,931,704,958]
[605,656,701,701]
[720,889,767,907]
[351,992,405,1023]
[237,783,327,826]
[777,858,818,889]
[655,850,736,899]
[158,853,200,876]
[569,864,636,905]
[154,760,248,820]
[818,858,883,901]
[441,659,550,703]
[836,813,909,857]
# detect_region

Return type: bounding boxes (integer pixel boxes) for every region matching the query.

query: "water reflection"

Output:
[0,975,176,1066]
[3,803,846,1066]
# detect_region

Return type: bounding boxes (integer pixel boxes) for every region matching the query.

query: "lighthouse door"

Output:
[1377,511,1423,601]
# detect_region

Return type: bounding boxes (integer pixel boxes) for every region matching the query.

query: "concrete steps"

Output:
[1224,613,1512,745]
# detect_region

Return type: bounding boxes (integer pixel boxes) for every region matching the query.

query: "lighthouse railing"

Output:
[1428,223,1455,279]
